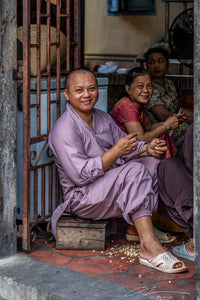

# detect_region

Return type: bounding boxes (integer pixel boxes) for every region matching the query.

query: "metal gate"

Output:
[18,0,83,251]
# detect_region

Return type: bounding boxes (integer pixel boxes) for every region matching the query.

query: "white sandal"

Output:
[126,226,176,243]
[139,251,187,274]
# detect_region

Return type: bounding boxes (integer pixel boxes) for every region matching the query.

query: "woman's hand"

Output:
[176,113,187,124]
[164,115,179,130]
[181,108,193,124]
[113,133,138,157]
[148,139,167,158]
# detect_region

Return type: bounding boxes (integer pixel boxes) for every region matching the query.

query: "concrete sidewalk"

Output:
[0,254,165,300]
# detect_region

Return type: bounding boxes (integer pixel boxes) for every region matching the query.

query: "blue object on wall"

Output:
[107,0,119,14]
[107,0,155,15]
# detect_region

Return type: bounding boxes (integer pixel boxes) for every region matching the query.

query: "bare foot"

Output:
[127,224,175,243]
[140,240,183,269]
[133,216,185,271]
[185,239,194,258]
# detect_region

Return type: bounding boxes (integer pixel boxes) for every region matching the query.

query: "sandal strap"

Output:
[153,227,174,241]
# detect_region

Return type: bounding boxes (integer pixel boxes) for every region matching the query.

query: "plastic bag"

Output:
[97,61,118,73]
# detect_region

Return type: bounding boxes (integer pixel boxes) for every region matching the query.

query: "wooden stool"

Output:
[56,216,110,250]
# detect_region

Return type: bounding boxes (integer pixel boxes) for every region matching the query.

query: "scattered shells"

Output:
[107,243,140,261]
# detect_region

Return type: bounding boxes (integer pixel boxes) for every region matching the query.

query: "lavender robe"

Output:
[49,103,160,237]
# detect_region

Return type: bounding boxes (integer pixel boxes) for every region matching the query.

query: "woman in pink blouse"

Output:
[110,68,180,158]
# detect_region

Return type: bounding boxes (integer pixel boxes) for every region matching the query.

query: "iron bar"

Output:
[30,160,54,171]
[73,0,81,68]
[34,169,38,221]
[46,0,51,133]
[56,0,61,119]
[31,215,52,227]
[41,167,45,217]
[36,0,41,136]
[49,164,53,215]
[66,0,70,71]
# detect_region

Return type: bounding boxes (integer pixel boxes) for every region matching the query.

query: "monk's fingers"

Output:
[124,136,138,147]
[127,132,138,139]
[127,142,138,152]
[126,133,138,142]
[118,137,137,152]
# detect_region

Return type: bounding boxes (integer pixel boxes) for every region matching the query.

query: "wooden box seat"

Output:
[56,216,110,251]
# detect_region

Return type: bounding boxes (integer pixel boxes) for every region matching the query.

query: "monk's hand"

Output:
[148,139,167,158]
[114,133,138,157]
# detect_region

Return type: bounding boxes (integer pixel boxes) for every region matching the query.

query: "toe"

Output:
[174,262,184,269]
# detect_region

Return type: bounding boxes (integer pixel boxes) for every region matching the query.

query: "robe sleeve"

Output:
[106,113,147,161]
[49,124,104,187]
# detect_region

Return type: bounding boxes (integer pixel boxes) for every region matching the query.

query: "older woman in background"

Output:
[144,44,191,157]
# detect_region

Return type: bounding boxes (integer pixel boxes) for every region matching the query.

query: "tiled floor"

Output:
[22,219,196,300]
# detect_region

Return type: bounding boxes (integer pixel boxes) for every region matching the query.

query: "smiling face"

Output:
[125,74,153,105]
[147,52,168,79]
[64,71,98,117]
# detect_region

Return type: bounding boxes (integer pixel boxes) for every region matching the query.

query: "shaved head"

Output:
[66,68,97,90]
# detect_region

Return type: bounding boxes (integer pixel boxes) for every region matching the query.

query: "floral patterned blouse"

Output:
[144,78,189,155]
[145,78,178,123]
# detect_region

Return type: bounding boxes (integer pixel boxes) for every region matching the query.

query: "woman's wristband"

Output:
[146,143,151,156]
[161,124,167,133]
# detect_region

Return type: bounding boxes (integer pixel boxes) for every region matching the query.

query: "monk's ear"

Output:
[125,85,130,95]
[64,89,70,101]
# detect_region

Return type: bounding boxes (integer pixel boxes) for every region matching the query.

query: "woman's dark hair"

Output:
[126,67,149,87]
[110,67,150,108]
[144,47,169,63]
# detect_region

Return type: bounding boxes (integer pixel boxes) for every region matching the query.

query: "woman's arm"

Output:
[124,120,166,142]
[124,113,179,143]
[150,105,174,121]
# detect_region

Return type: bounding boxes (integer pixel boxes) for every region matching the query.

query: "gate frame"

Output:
[21,0,83,251]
